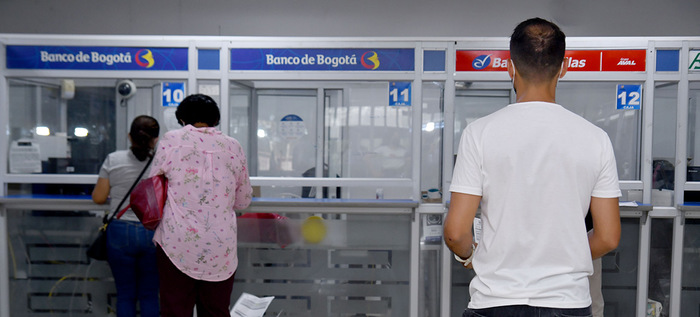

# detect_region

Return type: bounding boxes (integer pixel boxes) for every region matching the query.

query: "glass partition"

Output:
[452,82,644,182]
[601,217,641,316]
[8,78,116,175]
[648,218,674,316]
[686,82,700,199]
[652,82,679,205]
[556,82,643,181]
[228,81,414,199]
[421,82,444,201]
[7,77,176,176]
[234,212,412,316]
[681,218,700,316]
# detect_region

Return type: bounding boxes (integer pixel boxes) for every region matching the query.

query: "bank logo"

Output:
[135,49,155,68]
[690,51,700,70]
[472,54,492,70]
[361,51,380,70]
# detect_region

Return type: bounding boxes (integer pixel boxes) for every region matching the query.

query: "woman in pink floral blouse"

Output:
[148,94,252,317]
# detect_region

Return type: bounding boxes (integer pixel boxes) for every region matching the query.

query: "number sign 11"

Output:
[389,81,411,106]
[616,84,642,110]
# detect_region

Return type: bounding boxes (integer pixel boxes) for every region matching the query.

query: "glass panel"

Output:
[229,81,252,159]
[7,209,114,315]
[420,213,443,317]
[327,82,413,199]
[601,217,640,316]
[8,78,116,174]
[228,81,414,199]
[421,82,444,202]
[649,218,674,316]
[453,82,512,157]
[234,212,411,316]
[681,218,700,316]
[556,82,643,181]
[257,89,317,198]
[687,82,700,188]
[652,82,678,206]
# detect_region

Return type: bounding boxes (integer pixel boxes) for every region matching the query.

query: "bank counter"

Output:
[0,195,656,317]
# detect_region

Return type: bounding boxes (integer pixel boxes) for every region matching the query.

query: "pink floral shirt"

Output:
[150,125,252,281]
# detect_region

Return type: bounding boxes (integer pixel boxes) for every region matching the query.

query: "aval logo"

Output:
[361,51,380,70]
[690,51,700,70]
[472,54,492,70]
[135,49,155,68]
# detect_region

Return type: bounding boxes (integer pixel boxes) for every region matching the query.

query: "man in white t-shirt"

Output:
[443,18,621,317]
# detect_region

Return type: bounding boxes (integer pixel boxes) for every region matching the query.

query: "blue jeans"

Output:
[107,220,159,317]
[463,305,592,317]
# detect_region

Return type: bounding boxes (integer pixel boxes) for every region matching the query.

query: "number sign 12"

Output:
[616,84,642,110]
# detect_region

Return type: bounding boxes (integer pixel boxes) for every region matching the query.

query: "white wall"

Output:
[0,0,698,37]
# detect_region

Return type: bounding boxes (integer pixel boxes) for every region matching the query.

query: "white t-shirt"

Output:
[98,150,151,222]
[450,101,621,309]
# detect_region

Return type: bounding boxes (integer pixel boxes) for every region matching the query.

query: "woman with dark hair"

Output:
[149,94,252,317]
[92,115,160,317]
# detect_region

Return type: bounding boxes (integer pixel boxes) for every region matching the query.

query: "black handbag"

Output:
[86,155,154,261]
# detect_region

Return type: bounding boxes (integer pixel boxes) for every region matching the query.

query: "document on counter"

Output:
[230,292,275,317]
[619,201,639,207]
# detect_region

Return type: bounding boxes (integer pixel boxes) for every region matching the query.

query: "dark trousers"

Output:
[463,305,592,317]
[156,246,236,317]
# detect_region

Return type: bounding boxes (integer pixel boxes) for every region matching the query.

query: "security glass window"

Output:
[229,81,413,199]
[687,82,700,184]
[8,78,116,174]
[453,82,643,182]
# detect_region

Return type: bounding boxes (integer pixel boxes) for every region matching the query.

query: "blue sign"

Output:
[389,82,411,106]
[162,82,186,107]
[616,84,642,110]
[6,46,188,70]
[230,48,414,71]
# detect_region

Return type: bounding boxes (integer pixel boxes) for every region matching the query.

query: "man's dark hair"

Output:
[175,94,220,127]
[509,18,566,83]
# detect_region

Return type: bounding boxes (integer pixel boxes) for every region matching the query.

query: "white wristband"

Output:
[453,243,476,268]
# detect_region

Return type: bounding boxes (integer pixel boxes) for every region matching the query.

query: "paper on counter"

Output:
[230,292,274,317]
[619,201,639,207]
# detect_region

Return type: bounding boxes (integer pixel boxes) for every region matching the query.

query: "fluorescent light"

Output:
[74,127,89,137]
[35,126,50,136]
[257,129,267,138]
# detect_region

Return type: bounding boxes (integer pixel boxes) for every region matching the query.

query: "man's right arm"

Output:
[588,196,620,259]
[444,192,481,262]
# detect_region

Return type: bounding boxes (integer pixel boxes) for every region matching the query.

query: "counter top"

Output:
[0,195,420,211]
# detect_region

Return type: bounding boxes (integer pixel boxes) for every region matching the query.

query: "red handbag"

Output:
[117,174,168,230]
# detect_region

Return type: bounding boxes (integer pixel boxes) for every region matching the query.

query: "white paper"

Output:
[619,201,639,207]
[230,292,274,317]
[9,141,42,173]
[473,218,482,244]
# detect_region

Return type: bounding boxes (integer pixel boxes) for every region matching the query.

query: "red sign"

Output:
[601,50,646,72]
[456,50,510,71]
[564,50,601,72]
[456,49,645,72]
